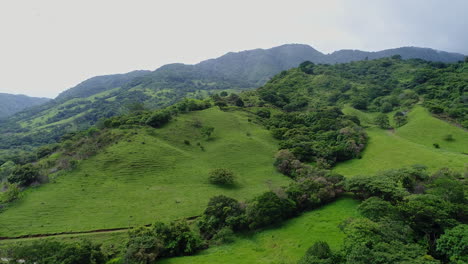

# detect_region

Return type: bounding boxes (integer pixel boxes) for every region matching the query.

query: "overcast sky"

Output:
[1,0,467,98]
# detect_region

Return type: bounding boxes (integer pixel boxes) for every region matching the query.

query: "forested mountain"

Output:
[0,93,50,118]
[0,44,465,158]
[55,70,150,101]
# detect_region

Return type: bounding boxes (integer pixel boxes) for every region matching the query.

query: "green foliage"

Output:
[436,224,468,263]
[398,194,458,236]
[255,108,271,118]
[374,113,391,129]
[341,218,439,264]
[268,107,367,166]
[1,182,21,203]
[201,126,215,139]
[8,164,40,186]
[298,241,337,264]
[357,197,396,221]
[145,110,172,128]
[126,220,203,262]
[246,191,296,229]
[345,172,408,202]
[198,195,246,239]
[393,111,408,127]
[5,239,107,264]
[0,160,15,182]
[208,168,235,185]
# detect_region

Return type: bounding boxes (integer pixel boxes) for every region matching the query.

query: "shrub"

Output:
[210,227,235,245]
[198,195,246,239]
[255,109,271,119]
[246,191,296,229]
[436,224,468,263]
[183,140,191,145]
[126,221,203,262]
[1,182,20,202]
[433,143,440,148]
[8,164,40,186]
[145,111,172,128]
[208,168,235,185]
[374,113,391,129]
[6,240,107,264]
[201,126,214,139]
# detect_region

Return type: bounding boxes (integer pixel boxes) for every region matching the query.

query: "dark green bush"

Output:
[208,168,235,185]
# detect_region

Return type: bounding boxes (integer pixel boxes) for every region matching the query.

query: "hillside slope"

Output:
[0,108,290,237]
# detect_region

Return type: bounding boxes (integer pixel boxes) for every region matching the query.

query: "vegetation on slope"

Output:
[0,93,50,118]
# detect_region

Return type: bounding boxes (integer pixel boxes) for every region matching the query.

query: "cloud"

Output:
[0,0,466,98]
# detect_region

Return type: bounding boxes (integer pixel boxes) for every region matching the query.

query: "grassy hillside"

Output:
[0,108,291,237]
[159,198,360,264]
[336,106,468,176]
[396,106,467,154]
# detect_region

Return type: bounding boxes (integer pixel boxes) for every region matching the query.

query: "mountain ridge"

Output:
[0,93,50,118]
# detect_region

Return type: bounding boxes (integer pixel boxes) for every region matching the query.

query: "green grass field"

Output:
[0,108,291,237]
[337,106,467,177]
[160,198,359,264]
[396,106,467,154]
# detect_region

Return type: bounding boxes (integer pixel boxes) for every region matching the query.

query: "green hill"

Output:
[0,93,50,118]
[0,107,290,237]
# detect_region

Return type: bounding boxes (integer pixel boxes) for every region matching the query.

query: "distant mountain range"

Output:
[0,93,50,118]
[0,44,465,152]
[55,44,466,102]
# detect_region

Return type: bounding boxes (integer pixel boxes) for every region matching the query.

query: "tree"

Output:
[0,160,15,182]
[393,111,407,127]
[1,182,20,202]
[145,111,171,128]
[201,126,214,139]
[374,114,390,129]
[208,168,235,185]
[7,240,107,264]
[298,241,337,264]
[436,224,468,263]
[198,195,246,238]
[255,108,271,119]
[398,194,457,237]
[8,164,40,186]
[246,191,296,229]
[357,197,396,221]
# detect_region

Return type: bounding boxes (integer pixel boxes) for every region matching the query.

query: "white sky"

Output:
[0,0,467,98]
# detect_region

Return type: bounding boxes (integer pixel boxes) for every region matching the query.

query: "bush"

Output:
[433,143,440,148]
[145,111,172,128]
[374,113,391,129]
[255,108,271,119]
[201,126,214,139]
[198,195,246,239]
[8,164,40,186]
[246,191,296,229]
[1,182,20,202]
[208,168,235,185]
[183,140,191,145]
[126,221,203,262]
[6,240,107,264]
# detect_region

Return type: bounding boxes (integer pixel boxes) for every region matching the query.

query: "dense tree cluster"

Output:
[298,166,467,264]
[267,107,367,167]
[4,240,108,264]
